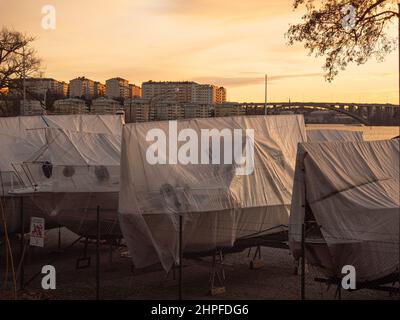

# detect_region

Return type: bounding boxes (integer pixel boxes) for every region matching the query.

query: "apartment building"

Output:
[94,81,106,97]
[129,84,142,98]
[53,98,88,114]
[124,98,182,122]
[142,81,227,104]
[9,78,68,98]
[69,77,95,99]
[194,85,226,104]
[124,98,154,123]
[194,84,215,104]
[91,97,123,114]
[183,103,211,119]
[105,77,131,99]
[142,81,197,104]
[20,100,44,116]
[216,87,227,104]
[155,102,184,121]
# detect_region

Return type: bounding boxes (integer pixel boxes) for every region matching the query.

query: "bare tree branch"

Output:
[0,27,41,90]
[286,0,399,81]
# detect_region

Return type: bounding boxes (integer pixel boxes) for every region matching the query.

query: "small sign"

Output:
[30,217,45,247]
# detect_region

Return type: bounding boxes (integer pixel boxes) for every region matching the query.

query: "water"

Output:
[306,124,399,141]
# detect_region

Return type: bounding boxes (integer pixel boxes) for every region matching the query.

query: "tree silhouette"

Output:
[0,27,41,90]
[286,0,399,81]
[0,28,44,115]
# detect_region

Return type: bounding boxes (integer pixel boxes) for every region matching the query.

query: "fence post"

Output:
[20,197,25,291]
[179,214,183,300]
[96,206,100,300]
[301,222,306,300]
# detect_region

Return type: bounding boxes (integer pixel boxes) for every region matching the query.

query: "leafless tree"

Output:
[286,0,399,81]
[0,27,43,115]
[0,27,41,90]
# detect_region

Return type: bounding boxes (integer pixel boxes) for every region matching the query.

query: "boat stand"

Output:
[209,249,226,296]
[76,237,91,269]
[248,244,265,269]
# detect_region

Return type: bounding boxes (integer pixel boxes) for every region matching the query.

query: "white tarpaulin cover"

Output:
[305,124,399,141]
[306,129,363,142]
[0,115,124,235]
[119,115,306,270]
[13,128,121,193]
[0,114,124,137]
[0,114,123,174]
[289,139,399,282]
[10,127,121,236]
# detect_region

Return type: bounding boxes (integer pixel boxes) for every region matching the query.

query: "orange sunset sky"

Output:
[1,0,399,103]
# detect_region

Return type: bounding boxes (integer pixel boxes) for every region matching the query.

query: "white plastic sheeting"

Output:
[305,124,399,141]
[0,130,45,174]
[13,128,121,192]
[40,114,124,136]
[306,129,363,142]
[0,115,124,235]
[0,114,123,174]
[10,128,121,236]
[289,139,399,282]
[119,115,307,270]
[0,114,124,137]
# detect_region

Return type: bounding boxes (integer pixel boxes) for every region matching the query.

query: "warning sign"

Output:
[30,217,45,247]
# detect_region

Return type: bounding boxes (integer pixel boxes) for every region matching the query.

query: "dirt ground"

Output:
[0,228,398,300]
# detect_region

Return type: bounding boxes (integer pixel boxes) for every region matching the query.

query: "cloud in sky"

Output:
[192,73,325,87]
[140,0,290,19]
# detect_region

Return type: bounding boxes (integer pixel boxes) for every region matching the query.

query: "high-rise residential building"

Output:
[9,78,68,98]
[105,77,131,99]
[69,77,95,99]
[124,99,154,123]
[194,84,226,104]
[193,84,215,104]
[183,103,211,119]
[142,81,227,104]
[155,103,184,121]
[216,87,227,104]
[94,81,106,97]
[53,98,88,114]
[129,84,142,98]
[125,97,183,122]
[91,97,123,114]
[142,81,197,104]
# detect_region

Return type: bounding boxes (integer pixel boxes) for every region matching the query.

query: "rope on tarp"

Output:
[40,115,50,128]
[238,224,288,240]
[308,177,393,205]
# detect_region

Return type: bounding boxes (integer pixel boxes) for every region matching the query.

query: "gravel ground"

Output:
[0,228,398,300]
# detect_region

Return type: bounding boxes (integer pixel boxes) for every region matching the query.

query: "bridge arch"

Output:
[265,103,370,125]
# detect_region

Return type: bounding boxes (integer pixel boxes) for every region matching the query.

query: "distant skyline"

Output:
[1,0,398,103]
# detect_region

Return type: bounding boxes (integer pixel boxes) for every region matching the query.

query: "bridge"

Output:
[239,102,400,125]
